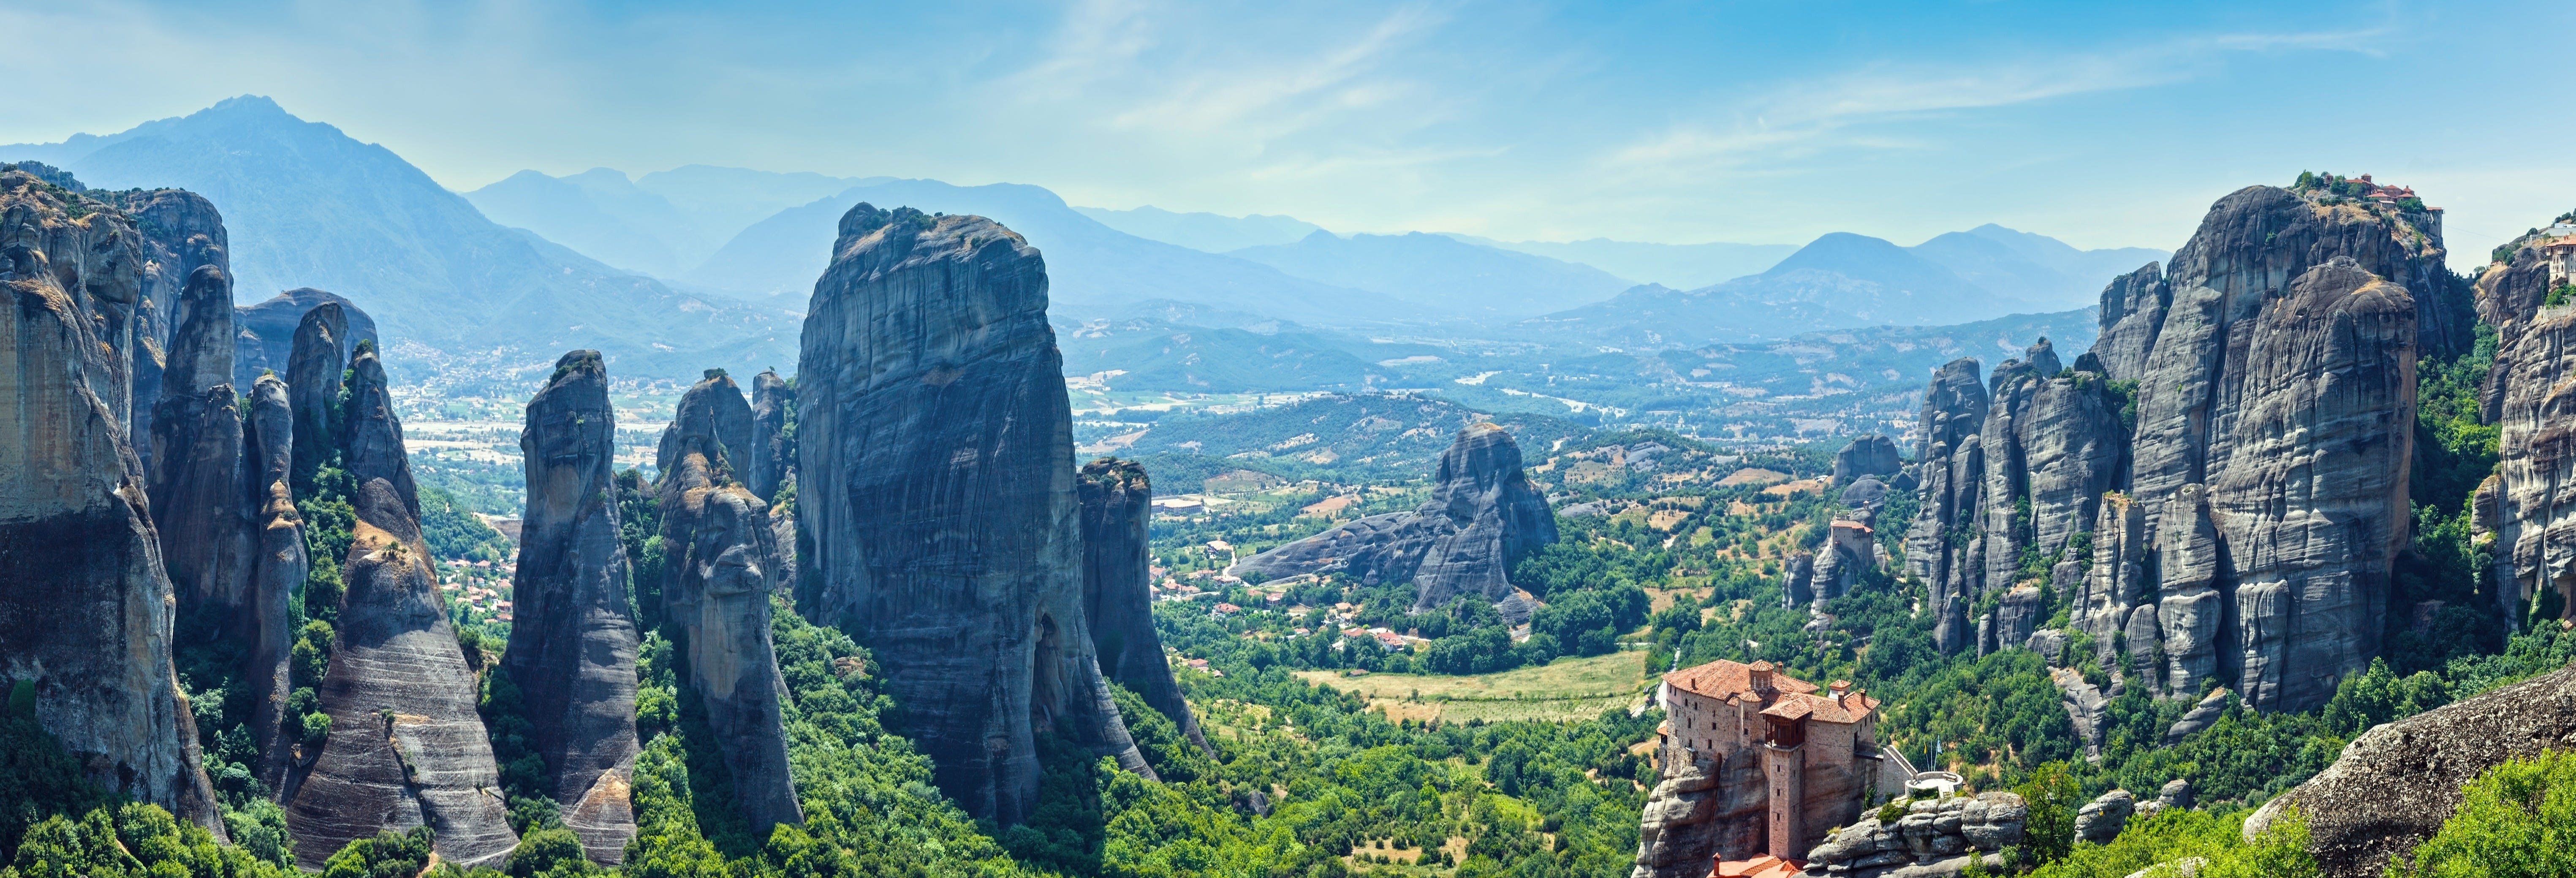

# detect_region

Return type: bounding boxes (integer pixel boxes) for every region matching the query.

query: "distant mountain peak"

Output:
[208,94,288,115]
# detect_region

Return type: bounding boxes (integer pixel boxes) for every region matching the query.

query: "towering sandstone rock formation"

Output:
[236,288,376,391]
[1903,184,2440,713]
[244,372,305,789]
[505,351,642,863]
[2477,230,2576,626]
[100,186,227,467]
[1078,458,1208,752]
[149,264,255,638]
[287,302,349,489]
[749,368,793,503]
[285,344,517,869]
[0,168,225,834]
[1230,423,1559,617]
[798,204,1150,824]
[658,372,803,835]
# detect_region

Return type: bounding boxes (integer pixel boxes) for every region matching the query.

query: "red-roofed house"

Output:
[1655,659,1884,862]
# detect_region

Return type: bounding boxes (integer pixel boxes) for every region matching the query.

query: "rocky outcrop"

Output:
[2159,688,2231,746]
[1795,792,2025,878]
[658,373,802,836]
[1629,752,1753,878]
[503,351,641,864]
[2478,241,2576,625]
[796,204,1151,824]
[1780,552,1815,609]
[149,265,255,635]
[244,374,304,791]
[2073,789,2134,845]
[1406,424,1561,611]
[284,345,517,869]
[1230,423,1558,614]
[1079,458,1206,756]
[1834,435,1901,484]
[749,369,792,503]
[100,187,226,467]
[287,302,349,489]
[236,288,377,392]
[0,169,224,834]
[2244,661,2576,878]
[659,369,754,487]
[2051,667,2109,763]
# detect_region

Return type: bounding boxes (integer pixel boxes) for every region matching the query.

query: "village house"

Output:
[1658,660,1886,865]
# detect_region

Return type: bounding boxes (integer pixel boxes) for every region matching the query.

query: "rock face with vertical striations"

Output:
[1228,423,1558,617]
[97,186,226,468]
[2201,257,2414,710]
[2067,493,2149,677]
[1079,458,1207,754]
[749,368,792,503]
[797,204,1152,824]
[1902,357,1988,653]
[2090,263,2170,381]
[658,372,803,835]
[243,373,304,791]
[149,265,255,633]
[2477,237,2576,625]
[504,350,641,864]
[0,169,225,835]
[284,345,517,869]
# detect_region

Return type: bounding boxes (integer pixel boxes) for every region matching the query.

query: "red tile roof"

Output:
[1665,659,1819,701]
[1669,660,1878,724]
[1715,855,1805,878]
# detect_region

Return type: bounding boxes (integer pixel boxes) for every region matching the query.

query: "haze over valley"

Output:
[6,5,2575,878]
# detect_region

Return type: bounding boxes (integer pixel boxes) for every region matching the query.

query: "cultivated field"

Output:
[1296,649,1655,723]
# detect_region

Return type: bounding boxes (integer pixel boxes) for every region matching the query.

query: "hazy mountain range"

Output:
[4,95,2165,390]
[0,96,796,383]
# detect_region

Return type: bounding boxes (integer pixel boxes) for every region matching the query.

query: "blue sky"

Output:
[0,0,2566,264]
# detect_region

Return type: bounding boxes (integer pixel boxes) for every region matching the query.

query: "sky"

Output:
[0,0,2567,266]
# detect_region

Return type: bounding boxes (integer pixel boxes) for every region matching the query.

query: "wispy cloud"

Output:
[1602,24,2396,181]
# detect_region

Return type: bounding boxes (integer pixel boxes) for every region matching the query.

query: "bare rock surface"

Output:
[1796,792,2025,878]
[244,373,304,791]
[2204,257,2415,710]
[504,350,641,863]
[2479,243,2576,624]
[795,204,1149,824]
[99,187,226,466]
[0,169,224,834]
[2245,662,2576,878]
[284,346,516,868]
[1834,435,1901,484]
[287,302,350,488]
[149,264,254,631]
[1903,358,1987,653]
[2092,262,2172,382]
[1079,458,1206,756]
[1230,423,1557,615]
[2074,789,2134,844]
[748,368,792,503]
[235,288,376,393]
[658,372,802,835]
[1628,753,1734,878]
